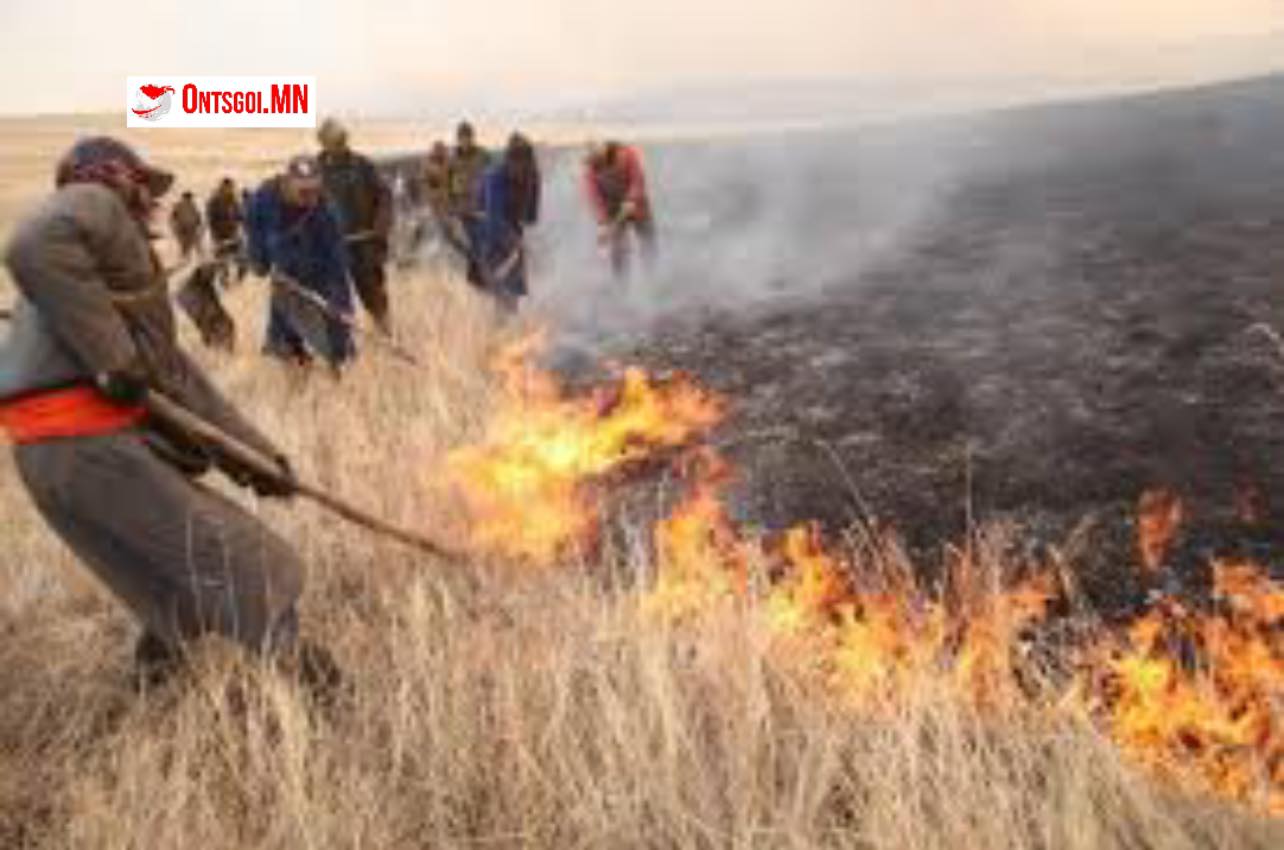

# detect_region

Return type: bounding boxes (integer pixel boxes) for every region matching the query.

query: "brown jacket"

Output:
[447,146,491,216]
[421,156,451,216]
[1,182,278,459]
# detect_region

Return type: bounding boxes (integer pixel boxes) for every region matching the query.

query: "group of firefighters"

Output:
[0,122,658,698]
[168,120,656,373]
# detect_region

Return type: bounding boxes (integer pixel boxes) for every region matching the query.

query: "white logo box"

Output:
[126,76,317,129]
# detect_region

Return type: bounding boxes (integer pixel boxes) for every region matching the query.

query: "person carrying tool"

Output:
[447,121,492,287]
[316,117,393,334]
[583,140,657,278]
[407,141,452,264]
[246,154,356,371]
[422,141,451,221]
[476,133,541,311]
[0,136,333,691]
[206,176,247,285]
[168,190,204,261]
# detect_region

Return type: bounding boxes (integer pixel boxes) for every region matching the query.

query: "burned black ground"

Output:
[590,76,1284,601]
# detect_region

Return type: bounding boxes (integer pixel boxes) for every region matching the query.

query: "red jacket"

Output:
[583,145,650,225]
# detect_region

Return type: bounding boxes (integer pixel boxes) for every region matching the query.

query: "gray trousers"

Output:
[14,429,304,652]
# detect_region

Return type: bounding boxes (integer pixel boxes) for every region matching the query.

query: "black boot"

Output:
[296,640,345,709]
[133,631,185,693]
[265,607,345,710]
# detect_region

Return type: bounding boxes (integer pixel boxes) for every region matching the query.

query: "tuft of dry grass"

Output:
[1,130,1282,849]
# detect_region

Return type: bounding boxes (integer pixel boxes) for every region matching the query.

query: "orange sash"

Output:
[0,385,145,444]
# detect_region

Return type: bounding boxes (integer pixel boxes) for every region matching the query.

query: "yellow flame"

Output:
[446,335,1284,814]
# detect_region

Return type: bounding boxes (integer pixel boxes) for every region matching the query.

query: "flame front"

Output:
[443,336,1284,815]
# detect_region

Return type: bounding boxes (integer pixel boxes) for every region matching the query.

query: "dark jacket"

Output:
[246,178,350,304]
[477,160,541,296]
[206,189,243,243]
[169,196,203,241]
[246,179,355,362]
[318,148,391,238]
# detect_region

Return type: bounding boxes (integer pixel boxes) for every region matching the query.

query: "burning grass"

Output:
[440,327,1284,823]
[2,242,1284,845]
[0,262,1281,846]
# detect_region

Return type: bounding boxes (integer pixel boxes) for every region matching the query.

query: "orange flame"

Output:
[446,336,725,562]
[1080,560,1284,813]
[647,450,749,619]
[446,336,1284,815]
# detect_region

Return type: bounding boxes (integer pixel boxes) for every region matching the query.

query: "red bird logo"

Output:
[132,84,176,120]
[138,84,175,100]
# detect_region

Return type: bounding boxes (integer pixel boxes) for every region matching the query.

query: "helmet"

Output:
[55,136,173,197]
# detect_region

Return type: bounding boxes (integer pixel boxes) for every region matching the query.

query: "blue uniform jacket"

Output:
[246,179,351,307]
[477,162,540,298]
[246,180,354,362]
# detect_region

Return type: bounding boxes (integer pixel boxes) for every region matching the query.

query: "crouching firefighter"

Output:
[583,140,656,279]
[0,137,336,693]
[247,154,356,372]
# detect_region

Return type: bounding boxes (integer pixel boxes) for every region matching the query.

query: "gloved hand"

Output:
[95,367,149,406]
[223,452,298,499]
[253,454,298,499]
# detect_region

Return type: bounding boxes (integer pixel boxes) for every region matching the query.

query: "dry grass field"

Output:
[2,117,1284,849]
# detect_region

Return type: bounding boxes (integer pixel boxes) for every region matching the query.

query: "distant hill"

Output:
[526,30,1284,132]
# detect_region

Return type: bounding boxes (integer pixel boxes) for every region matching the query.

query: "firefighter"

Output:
[206,177,247,285]
[389,170,417,267]
[316,117,393,334]
[246,154,355,371]
[583,140,657,277]
[422,141,451,222]
[0,136,319,687]
[168,190,203,261]
[447,121,492,288]
[476,133,541,311]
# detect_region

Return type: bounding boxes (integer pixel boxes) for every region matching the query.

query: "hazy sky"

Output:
[0,0,1280,115]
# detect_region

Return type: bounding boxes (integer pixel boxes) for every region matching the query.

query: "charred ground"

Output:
[586,75,1284,599]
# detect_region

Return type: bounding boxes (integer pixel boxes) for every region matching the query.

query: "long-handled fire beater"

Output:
[143,391,463,561]
[271,272,422,366]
